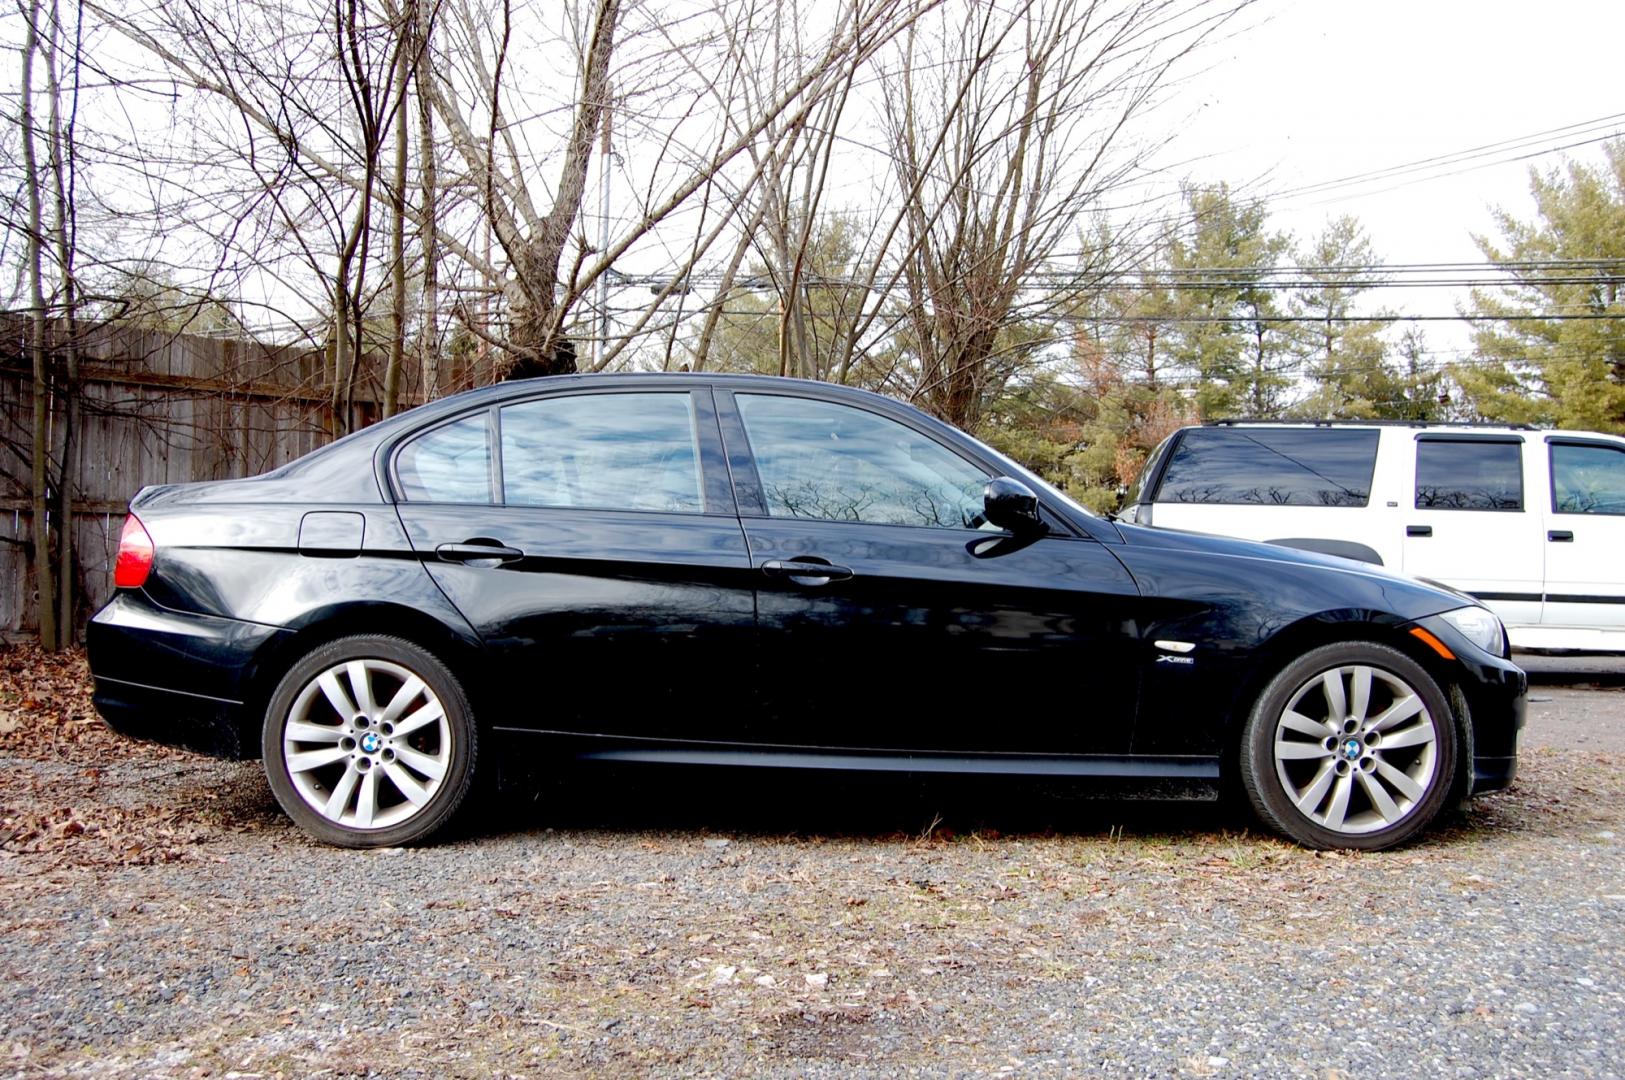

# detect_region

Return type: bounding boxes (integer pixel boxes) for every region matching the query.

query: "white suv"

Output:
[1122,421,1625,652]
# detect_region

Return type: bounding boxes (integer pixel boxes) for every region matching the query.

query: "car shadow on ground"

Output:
[469,763,1266,845]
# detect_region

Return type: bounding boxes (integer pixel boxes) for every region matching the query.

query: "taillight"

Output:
[114,514,155,588]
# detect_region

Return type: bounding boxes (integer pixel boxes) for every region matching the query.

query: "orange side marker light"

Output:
[1409,626,1456,660]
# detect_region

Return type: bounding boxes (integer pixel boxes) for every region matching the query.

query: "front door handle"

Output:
[1548,530,1574,542]
[761,559,854,585]
[436,540,524,565]
[1406,525,1432,538]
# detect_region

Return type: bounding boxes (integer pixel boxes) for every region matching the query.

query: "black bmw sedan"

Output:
[87,374,1525,850]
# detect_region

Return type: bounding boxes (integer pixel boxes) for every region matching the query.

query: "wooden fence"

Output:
[1,317,415,637]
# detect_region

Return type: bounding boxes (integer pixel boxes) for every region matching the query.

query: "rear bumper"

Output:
[87,590,286,759]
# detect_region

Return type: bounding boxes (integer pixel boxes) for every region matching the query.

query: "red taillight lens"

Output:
[114,514,155,589]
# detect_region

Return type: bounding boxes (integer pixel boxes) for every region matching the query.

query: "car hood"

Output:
[1108,520,1474,621]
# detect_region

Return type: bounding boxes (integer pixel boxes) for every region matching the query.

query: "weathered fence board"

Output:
[1,317,417,637]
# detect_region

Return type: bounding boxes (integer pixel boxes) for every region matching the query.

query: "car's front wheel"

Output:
[263,635,478,848]
[1240,641,1459,851]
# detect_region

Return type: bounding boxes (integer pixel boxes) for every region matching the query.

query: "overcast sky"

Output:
[1161,0,1624,351]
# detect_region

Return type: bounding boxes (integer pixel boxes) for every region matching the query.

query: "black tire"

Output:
[262,635,478,848]
[1240,641,1459,851]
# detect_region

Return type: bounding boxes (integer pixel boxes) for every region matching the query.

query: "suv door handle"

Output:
[1406,525,1432,538]
[761,559,854,584]
[436,540,524,565]
[1548,530,1574,542]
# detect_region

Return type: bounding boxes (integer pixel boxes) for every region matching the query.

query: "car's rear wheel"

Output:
[263,635,477,848]
[1240,641,1458,851]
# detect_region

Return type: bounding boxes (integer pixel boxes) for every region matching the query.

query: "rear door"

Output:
[1541,436,1625,634]
[1401,434,1544,630]
[391,388,755,739]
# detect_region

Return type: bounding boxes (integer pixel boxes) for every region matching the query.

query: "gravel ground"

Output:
[2,648,1623,1079]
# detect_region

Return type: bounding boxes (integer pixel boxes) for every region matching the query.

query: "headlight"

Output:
[1438,606,1506,657]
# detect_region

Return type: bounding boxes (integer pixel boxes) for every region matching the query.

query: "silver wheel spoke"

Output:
[1368,693,1422,733]
[1295,761,1336,813]
[378,676,427,725]
[1374,758,1425,801]
[345,661,376,716]
[1323,774,1354,830]
[1378,723,1435,750]
[392,701,445,738]
[1322,670,1347,720]
[1358,771,1402,823]
[285,721,343,744]
[395,744,447,782]
[1276,739,1333,760]
[1349,666,1372,724]
[316,669,358,717]
[383,762,432,806]
[324,765,361,818]
[1280,710,1332,738]
[287,746,349,773]
[353,767,379,828]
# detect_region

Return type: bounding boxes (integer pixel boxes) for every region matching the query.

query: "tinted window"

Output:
[396,414,492,503]
[736,395,988,528]
[1551,443,1625,515]
[1414,440,1522,510]
[500,393,703,513]
[1155,428,1378,507]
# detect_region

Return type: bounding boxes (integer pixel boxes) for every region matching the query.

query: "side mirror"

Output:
[983,476,1044,535]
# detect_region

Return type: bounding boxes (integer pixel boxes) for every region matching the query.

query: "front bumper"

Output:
[87,590,287,759]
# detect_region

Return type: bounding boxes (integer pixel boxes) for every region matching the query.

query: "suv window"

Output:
[1551,442,1625,515]
[736,394,988,528]
[396,414,493,503]
[1155,428,1378,506]
[500,393,704,513]
[1414,440,1522,510]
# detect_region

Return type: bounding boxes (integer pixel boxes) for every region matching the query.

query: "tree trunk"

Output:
[45,0,79,639]
[20,0,59,650]
[384,17,409,418]
[504,0,618,376]
[415,0,440,398]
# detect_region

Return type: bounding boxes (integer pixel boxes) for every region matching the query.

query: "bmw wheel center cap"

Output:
[361,732,382,754]
[1343,738,1362,761]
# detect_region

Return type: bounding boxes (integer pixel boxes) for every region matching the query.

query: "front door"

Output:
[719,390,1142,756]
[391,389,755,739]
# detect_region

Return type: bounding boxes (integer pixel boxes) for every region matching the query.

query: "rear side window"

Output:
[1415,440,1522,510]
[396,414,493,503]
[500,392,704,513]
[1154,428,1378,507]
[1551,442,1625,515]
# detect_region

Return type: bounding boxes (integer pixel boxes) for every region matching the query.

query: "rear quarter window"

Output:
[1154,428,1379,507]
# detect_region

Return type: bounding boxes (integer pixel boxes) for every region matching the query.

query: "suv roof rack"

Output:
[1205,418,1539,431]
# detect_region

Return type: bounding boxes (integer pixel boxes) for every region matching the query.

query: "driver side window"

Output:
[735,394,988,529]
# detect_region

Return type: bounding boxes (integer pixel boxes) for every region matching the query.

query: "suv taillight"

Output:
[114,514,155,588]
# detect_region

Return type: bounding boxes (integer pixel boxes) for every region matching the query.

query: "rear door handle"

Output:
[1548,530,1574,542]
[1406,525,1432,538]
[436,540,524,565]
[761,559,854,584]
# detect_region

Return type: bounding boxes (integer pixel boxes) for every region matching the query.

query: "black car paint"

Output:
[88,373,1525,795]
